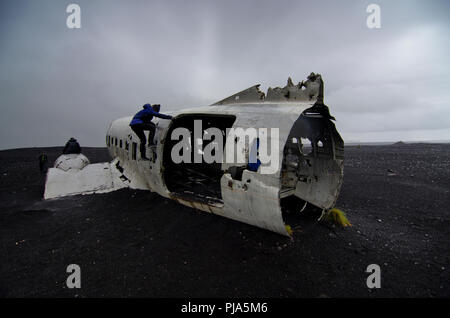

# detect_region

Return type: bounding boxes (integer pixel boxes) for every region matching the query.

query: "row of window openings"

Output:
[106,135,324,160]
[107,135,138,160]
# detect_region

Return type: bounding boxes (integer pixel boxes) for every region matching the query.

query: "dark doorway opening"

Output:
[162,114,236,204]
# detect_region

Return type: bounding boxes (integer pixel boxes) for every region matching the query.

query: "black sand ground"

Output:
[0,144,449,297]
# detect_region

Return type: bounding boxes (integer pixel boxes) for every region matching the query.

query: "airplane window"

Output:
[132,142,137,160]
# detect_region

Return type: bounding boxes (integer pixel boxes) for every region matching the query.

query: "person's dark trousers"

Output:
[39,162,48,173]
[39,157,48,173]
[131,122,156,158]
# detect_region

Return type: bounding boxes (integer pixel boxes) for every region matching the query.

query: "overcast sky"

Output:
[0,0,449,149]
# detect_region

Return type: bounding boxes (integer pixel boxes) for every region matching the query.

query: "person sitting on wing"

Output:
[63,137,81,155]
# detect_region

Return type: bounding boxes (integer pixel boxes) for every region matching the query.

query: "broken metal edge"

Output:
[212,72,324,106]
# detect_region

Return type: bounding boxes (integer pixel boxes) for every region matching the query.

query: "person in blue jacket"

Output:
[130,103,172,160]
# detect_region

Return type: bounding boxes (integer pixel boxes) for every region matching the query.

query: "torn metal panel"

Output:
[212,72,324,105]
[266,73,324,103]
[220,170,288,235]
[212,85,265,105]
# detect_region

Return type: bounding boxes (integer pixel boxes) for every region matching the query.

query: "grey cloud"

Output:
[0,0,449,149]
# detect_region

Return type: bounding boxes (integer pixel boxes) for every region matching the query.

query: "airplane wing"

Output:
[44,154,131,199]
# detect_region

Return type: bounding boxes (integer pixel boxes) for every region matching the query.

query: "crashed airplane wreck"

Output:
[44,73,344,236]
